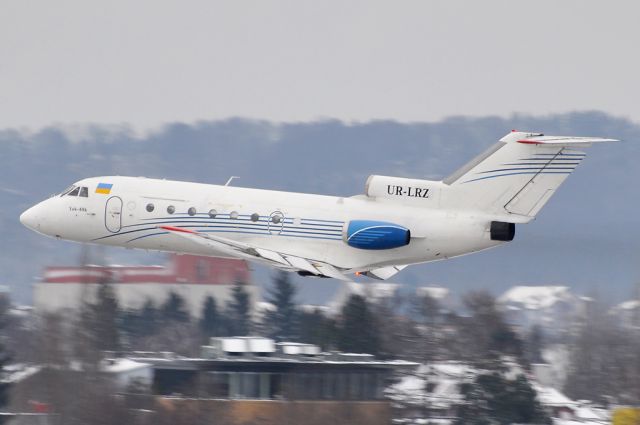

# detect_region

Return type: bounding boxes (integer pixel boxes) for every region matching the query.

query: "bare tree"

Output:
[564,295,640,404]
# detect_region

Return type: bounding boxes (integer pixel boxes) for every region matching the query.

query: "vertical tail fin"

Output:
[443,131,617,219]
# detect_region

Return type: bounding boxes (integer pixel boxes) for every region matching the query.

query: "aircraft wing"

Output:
[159,226,350,280]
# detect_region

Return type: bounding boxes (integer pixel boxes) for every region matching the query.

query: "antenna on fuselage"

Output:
[225,176,240,186]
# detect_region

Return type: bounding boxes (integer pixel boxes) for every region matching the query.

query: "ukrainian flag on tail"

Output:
[95,183,113,194]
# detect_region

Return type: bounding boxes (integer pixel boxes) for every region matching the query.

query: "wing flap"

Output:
[283,255,321,275]
[254,248,290,266]
[314,263,350,280]
[159,225,348,280]
[364,265,407,280]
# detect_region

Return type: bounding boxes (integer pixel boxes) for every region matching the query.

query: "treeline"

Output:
[564,298,640,405]
[7,271,531,364]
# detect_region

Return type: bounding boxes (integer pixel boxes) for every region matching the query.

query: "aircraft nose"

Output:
[20,204,41,231]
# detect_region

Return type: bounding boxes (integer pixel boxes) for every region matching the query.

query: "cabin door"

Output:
[105,196,123,233]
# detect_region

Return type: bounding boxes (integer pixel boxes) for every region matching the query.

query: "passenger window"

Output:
[146,203,155,212]
[188,207,197,216]
[271,214,282,224]
[167,205,175,214]
[230,211,239,219]
[67,187,80,197]
[250,213,260,222]
[208,209,217,218]
[79,187,89,197]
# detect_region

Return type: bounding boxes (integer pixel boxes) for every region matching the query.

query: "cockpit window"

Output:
[60,185,76,197]
[64,186,89,197]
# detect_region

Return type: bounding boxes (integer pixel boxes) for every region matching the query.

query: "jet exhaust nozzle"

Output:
[490,221,515,241]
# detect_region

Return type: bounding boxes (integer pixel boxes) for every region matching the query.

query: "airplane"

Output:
[20,131,616,281]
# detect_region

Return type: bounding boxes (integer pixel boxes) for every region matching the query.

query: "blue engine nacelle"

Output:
[344,220,411,250]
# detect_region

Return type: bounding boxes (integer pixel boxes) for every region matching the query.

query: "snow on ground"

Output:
[389,360,611,425]
[101,358,151,374]
[387,361,475,408]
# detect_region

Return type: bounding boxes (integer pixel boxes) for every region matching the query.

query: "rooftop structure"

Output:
[139,337,415,401]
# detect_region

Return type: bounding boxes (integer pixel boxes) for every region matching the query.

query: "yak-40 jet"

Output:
[21,131,615,281]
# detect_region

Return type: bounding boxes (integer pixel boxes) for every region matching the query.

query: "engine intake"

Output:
[490,221,515,241]
[344,220,411,250]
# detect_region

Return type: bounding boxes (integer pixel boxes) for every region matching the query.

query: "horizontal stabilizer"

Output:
[514,135,618,145]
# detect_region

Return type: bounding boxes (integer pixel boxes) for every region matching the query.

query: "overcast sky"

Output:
[1,0,638,132]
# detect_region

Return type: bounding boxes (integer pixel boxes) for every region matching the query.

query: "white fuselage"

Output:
[20,175,503,273]
[20,131,614,279]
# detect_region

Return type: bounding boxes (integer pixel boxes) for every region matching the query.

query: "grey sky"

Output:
[1,0,638,131]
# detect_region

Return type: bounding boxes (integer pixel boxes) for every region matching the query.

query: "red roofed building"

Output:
[34,255,258,318]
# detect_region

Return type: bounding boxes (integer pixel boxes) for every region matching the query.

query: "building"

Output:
[6,337,414,425]
[33,254,259,317]
[122,336,416,425]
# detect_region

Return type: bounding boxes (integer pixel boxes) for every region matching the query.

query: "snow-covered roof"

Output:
[552,401,609,424]
[615,300,640,311]
[8,305,33,318]
[254,301,275,313]
[498,286,573,310]
[298,304,330,314]
[574,404,608,421]
[1,364,42,383]
[533,384,577,407]
[416,286,450,300]
[344,281,400,299]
